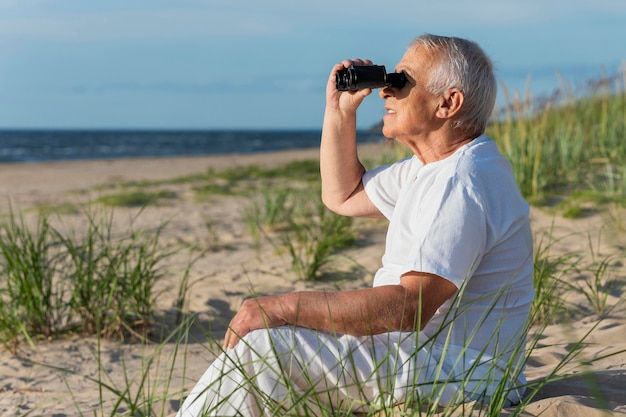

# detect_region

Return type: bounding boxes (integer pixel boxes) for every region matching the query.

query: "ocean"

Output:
[0,129,385,164]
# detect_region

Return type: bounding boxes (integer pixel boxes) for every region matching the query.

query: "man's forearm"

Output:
[280,286,416,337]
[319,108,366,212]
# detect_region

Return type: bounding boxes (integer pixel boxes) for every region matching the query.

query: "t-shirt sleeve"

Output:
[402,178,488,288]
[362,156,416,220]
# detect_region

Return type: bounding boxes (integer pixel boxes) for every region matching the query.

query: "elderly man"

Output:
[177,33,534,416]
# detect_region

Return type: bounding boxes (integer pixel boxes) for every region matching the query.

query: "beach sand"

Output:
[1,144,625,416]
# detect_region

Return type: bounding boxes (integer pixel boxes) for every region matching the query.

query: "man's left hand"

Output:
[223,296,288,349]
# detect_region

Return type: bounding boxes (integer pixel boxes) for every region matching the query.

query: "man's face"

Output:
[379,45,442,142]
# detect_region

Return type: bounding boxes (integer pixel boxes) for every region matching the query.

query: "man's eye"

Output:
[399,72,414,88]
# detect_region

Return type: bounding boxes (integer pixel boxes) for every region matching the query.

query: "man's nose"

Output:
[379,85,395,99]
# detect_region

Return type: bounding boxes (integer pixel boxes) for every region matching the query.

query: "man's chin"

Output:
[381,124,395,139]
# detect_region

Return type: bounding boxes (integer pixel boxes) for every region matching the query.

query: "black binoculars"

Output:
[336,65,406,91]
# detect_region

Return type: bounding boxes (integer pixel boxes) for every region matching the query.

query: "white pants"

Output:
[176,326,509,417]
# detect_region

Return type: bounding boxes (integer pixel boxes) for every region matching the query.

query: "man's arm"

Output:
[320,60,383,219]
[223,271,457,349]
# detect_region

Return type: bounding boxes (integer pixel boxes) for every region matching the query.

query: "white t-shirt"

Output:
[363,135,534,397]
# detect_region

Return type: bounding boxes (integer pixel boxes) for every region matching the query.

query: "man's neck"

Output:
[409,131,477,164]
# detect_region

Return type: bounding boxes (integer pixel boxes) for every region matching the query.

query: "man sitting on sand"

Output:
[177,33,534,416]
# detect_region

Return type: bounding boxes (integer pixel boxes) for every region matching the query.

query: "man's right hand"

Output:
[326,59,374,113]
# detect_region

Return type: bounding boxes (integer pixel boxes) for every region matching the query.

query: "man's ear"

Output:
[435,88,464,119]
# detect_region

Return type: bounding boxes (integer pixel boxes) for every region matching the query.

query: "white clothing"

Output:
[177,135,533,416]
[177,328,508,417]
[363,134,533,395]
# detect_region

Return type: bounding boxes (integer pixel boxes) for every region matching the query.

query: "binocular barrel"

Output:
[336,65,406,91]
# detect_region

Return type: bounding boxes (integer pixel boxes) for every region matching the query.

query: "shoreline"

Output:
[0,143,389,196]
[0,148,321,192]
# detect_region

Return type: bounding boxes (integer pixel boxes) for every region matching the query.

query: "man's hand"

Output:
[326,59,374,113]
[223,296,289,350]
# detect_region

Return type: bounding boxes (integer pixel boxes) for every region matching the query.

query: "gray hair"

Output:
[411,34,497,137]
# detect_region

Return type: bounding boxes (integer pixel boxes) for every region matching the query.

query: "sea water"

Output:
[0,129,384,164]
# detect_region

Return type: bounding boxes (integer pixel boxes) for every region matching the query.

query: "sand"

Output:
[0,144,625,416]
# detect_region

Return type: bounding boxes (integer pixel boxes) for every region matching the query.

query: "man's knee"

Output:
[234,328,273,353]
[233,327,296,356]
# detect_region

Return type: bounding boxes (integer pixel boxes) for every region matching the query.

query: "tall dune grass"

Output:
[0,208,186,353]
[244,185,358,281]
[489,68,626,203]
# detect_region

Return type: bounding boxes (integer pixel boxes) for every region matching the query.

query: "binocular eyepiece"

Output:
[336,65,406,91]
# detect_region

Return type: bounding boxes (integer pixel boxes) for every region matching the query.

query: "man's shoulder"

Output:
[455,136,511,174]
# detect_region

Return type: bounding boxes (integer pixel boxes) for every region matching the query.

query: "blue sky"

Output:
[0,0,624,130]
